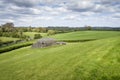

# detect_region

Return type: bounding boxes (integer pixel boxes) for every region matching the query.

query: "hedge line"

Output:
[58,39,97,42]
[0,40,23,47]
[0,42,33,53]
[0,39,97,53]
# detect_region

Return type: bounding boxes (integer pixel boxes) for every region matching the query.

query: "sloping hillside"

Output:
[0,36,120,80]
[49,31,120,40]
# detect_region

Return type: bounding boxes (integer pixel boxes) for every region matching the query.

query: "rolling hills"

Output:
[49,31,120,40]
[0,31,120,80]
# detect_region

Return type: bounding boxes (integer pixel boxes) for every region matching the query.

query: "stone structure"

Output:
[32,38,66,48]
[32,38,57,48]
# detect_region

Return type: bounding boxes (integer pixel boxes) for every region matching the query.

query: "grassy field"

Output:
[24,32,47,38]
[0,31,120,80]
[0,37,19,42]
[49,31,120,40]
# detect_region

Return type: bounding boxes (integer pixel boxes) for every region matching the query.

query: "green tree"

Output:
[0,39,2,46]
[1,22,15,32]
[47,30,56,36]
[34,34,42,39]
[85,26,92,30]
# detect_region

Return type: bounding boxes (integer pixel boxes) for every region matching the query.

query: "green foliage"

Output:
[0,23,30,39]
[34,34,42,39]
[85,26,92,30]
[0,31,29,39]
[0,41,33,53]
[0,37,19,42]
[0,39,2,46]
[24,32,47,38]
[1,22,15,32]
[47,30,56,36]
[34,27,48,33]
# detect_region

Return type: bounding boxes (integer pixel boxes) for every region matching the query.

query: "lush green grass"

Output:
[0,40,34,53]
[0,36,120,80]
[24,32,47,38]
[0,37,19,42]
[49,31,120,40]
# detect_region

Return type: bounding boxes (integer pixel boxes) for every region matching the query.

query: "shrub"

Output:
[34,34,42,39]
[47,30,56,36]
[0,42,33,53]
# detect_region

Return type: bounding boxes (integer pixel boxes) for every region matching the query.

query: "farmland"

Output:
[0,0,120,79]
[0,31,120,80]
[0,37,19,42]
[24,32,47,38]
[49,31,120,40]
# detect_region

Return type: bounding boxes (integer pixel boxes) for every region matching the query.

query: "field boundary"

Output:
[58,39,97,42]
[0,42,33,54]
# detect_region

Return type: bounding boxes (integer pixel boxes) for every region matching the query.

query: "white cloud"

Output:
[29,8,42,14]
[0,19,14,23]
[62,15,78,20]
[112,13,120,18]
[36,16,53,20]
[0,0,120,27]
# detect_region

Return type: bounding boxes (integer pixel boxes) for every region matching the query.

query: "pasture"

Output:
[24,32,47,38]
[0,31,120,80]
[0,37,19,42]
[49,31,120,40]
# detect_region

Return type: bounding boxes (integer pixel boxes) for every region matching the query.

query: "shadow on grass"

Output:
[58,39,97,43]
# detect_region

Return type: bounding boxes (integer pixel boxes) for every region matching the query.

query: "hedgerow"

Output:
[0,42,33,53]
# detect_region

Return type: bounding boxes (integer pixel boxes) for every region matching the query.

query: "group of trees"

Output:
[34,34,42,39]
[17,26,48,33]
[0,23,93,41]
[0,23,29,39]
[47,30,56,36]
[0,22,58,40]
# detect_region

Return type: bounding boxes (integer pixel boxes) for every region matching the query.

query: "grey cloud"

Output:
[2,0,40,7]
[112,13,120,18]
[66,1,94,12]
[2,0,65,8]
[0,0,120,26]
[65,0,120,16]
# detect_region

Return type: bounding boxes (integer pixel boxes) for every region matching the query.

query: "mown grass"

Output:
[0,36,120,80]
[24,32,47,38]
[49,31,120,40]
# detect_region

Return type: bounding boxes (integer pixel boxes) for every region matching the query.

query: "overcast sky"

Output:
[0,0,120,27]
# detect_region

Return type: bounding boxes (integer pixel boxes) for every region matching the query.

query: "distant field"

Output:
[24,32,47,38]
[0,37,19,42]
[49,31,120,40]
[0,35,120,80]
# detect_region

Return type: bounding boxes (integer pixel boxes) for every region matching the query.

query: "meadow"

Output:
[0,37,19,42]
[49,31,120,40]
[24,32,47,38]
[0,31,120,80]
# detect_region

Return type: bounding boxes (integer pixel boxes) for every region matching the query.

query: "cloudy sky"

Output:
[0,0,120,27]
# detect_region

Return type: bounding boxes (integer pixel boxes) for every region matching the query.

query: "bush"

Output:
[34,34,42,39]
[0,42,33,53]
[47,30,56,36]
[0,39,2,46]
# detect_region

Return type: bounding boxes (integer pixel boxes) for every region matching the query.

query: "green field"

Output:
[24,32,47,38]
[0,37,19,42]
[0,31,120,80]
[49,31,120,40]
